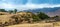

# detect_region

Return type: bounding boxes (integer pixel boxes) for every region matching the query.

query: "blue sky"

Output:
[0,0,60,10]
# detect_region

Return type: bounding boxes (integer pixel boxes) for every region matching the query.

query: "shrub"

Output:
[32,14,40,22]
[37,12,49,20]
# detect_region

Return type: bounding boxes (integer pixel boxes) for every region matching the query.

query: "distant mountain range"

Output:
[23,7,60,17]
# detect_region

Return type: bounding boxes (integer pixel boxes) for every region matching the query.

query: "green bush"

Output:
[37,12,49,20]
[31,13,40,22]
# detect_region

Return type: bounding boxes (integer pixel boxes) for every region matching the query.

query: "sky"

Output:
[0,0,60,10]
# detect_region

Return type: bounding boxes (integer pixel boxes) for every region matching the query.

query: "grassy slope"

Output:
[0,12,60,27]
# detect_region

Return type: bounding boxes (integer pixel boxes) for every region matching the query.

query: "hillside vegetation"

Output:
[0,9,60,27]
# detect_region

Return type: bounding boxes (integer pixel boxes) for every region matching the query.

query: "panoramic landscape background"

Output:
[0,0,60,27]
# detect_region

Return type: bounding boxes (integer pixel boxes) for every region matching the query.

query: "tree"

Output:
[13,9,17,14]
[37,12,49,20]
[0,9,7,12]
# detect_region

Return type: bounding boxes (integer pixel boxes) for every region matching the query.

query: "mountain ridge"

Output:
[23,7,60,17]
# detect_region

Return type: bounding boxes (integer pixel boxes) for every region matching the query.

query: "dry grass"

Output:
[6,22,60,27]
[54,26,60,27]
[0,12,60,27]
[53,22,60,26]
[6,23,53,27]
[0,12,9,15]
[0,14,15,24]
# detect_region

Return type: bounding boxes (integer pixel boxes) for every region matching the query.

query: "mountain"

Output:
[47,9,60,17]
[23,7,60,17]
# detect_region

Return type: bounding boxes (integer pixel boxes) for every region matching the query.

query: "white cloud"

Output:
[0,3,60,10]
[15,4,60,10]
[0,3,15,9]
